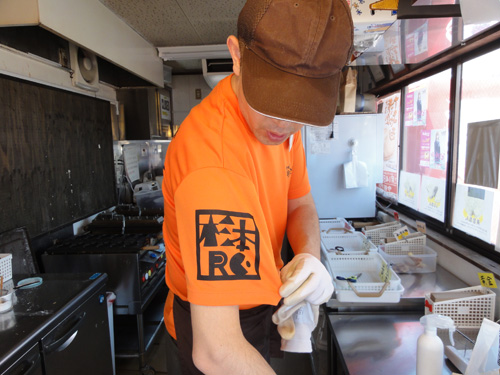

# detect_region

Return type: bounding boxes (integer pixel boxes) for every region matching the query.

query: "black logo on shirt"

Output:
[286,165,292,177]
[196,209,260,281]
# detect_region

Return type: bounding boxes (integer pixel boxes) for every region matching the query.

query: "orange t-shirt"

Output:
[162,75,311,338]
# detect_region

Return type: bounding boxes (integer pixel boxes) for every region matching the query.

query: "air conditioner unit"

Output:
[202,59,233,89]
[69,43,100,92]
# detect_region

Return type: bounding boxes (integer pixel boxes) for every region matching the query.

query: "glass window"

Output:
[453,48,500,247]
[377,92,401,202]
[399,69,452,222]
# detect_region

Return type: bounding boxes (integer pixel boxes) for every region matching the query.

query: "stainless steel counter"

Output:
[326,313,457,375]
[325,265,468,375]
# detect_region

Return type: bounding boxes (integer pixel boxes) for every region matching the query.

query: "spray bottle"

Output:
[417,314,456,375]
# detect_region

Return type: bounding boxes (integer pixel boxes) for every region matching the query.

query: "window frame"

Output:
[375,33,500,263]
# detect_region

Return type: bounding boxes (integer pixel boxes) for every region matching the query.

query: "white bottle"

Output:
[417,314,455,375]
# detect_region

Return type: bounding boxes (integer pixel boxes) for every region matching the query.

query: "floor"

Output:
[115,311,329,375]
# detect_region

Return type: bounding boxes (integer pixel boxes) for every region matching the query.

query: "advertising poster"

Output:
[419,175,446,221]
[398,170,421,210]
[431,129,447,170]
[420,130,431,167]
[376,92,400,201]
[453,184,494,243]
[405,83,428,127]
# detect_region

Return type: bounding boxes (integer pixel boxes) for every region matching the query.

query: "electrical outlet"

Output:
[195,88,202,99]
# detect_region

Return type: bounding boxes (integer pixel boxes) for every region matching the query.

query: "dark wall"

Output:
[0,74,116,238]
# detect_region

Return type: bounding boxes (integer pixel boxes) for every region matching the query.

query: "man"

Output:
[162,0,353,373]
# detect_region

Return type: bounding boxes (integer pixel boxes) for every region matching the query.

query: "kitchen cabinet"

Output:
[0,273,113,375]
[1,343,42,375]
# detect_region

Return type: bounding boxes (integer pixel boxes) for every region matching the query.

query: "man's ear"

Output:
[227,35,241,76]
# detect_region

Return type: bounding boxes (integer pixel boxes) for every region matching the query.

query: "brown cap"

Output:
[238,0,354,126]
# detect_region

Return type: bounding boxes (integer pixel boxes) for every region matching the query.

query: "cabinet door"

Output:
[41,288,113,375]
[1,343,43,375]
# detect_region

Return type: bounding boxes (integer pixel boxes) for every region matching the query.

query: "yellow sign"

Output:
[379,263,392,282]
[478,273,497,288]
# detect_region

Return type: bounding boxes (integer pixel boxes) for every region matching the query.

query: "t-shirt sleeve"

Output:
[173,167,282,307]
[288,130,311,200]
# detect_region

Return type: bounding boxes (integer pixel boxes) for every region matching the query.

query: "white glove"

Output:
[279,253,333,307]
[272,302,319,353]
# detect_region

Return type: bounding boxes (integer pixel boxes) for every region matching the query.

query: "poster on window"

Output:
[420,130,431,167]
[405,83,428,127]
[431,129,447,170]
[398,170,421,210]
[376,93,400,201]
[453,184,494,243]
[419,175,446,221]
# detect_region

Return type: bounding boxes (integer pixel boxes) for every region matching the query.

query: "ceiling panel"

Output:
[99,0,243,47]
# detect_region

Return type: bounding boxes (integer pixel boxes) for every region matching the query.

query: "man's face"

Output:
[238,87,303,146]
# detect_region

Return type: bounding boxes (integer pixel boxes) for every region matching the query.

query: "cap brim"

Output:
[241,48,341,127]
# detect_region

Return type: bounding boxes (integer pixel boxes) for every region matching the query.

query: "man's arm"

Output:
[191,304,276,375]
[286,192,320,259]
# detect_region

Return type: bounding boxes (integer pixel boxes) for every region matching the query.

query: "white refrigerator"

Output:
[303,114,384,219]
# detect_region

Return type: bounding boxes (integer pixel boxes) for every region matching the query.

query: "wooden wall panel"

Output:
[0,75,116,238]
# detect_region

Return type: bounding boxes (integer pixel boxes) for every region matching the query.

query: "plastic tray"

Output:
[323,252,404,303]
[425,286,496,328]
[379,243,437,273]
[0,253,12,282]
[362,222,402,245]
[320,218,354,235]
[321,232,377,254]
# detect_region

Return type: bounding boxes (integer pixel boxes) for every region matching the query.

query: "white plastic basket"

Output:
[362,222,402,244]
[378,243,437,273]
[325,252,404,303]
[425,286,496,328]
[320,218,354,235]
[0,254,13,282]
[382,232,426,246]
[321,232,377,254]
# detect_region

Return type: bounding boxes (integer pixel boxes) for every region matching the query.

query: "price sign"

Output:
[379,263,392,282]
[394,225,410,240]
[478,273,497,288]
[416,220,427,234]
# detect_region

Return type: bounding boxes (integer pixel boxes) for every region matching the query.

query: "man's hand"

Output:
[279,253,333,307]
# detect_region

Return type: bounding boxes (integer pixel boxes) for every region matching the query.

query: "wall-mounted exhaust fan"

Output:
[69,44,99,92]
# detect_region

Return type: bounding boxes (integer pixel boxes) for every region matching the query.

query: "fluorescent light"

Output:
[158,44,230,61]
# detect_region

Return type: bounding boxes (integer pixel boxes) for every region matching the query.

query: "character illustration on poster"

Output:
[431,129,447,170]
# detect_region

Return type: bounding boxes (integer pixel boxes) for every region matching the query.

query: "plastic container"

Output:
[321,232,377,254]
[0,254,12,282]
[425,286,496,328]
[378,243,437,273]
[362,222,402,245]
[319,218,354,235]
[324,252,404,303]
[0,289,13,313]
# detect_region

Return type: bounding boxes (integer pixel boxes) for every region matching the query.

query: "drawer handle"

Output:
[44,312,87,354]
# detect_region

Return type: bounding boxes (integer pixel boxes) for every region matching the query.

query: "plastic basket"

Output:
[321,232,377,254]
[324,252,404,303]
[320,218,354,235]
[378,243,437,273]
[425,286,496,328]
[0,254,13,282]
[382,232,426,246]
[362,222,402,244]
